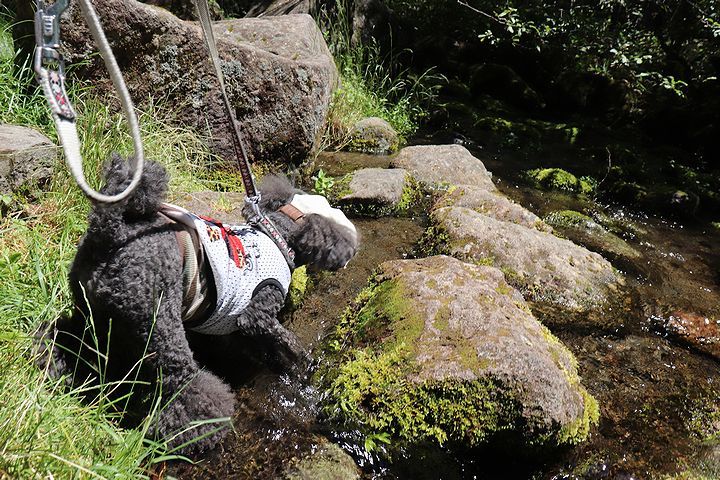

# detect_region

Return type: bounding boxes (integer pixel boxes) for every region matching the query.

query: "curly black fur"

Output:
[36,156,358,456]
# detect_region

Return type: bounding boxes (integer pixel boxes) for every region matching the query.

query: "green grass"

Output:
[0,12,219,478]
[317,0,440,150]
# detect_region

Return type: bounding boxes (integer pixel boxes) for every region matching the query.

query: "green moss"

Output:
[536,324,599,445]
[544,210,594,229]
[288,266,309,310]
[323,344,520,447]
[433,304,451,332]
[711,222,720,231]
[396,176,423,213]
[472,256,495,267]
[525,168,597,195]
[322,274,599,449]
[418,225,451,257]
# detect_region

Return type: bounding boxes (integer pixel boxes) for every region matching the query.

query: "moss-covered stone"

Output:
[544,210,641,261]
[321,256,599,452]
[525,168,597,195]
[288,265,309,310]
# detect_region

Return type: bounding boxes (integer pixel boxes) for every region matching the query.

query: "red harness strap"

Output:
[199,215,246,269]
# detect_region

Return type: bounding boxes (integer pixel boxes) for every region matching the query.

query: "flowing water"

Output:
[175,139,720,479]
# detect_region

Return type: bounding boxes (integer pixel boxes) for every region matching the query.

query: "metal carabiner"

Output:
[34,0,75,121]
[34,0,70,64]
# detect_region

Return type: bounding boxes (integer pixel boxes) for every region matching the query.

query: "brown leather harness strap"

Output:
[277,204,305,223]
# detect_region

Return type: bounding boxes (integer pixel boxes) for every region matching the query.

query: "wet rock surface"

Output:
[0,124,56,194]
[544,210,641,262]
[434,183,550,231]
[340,167,409,213]
[431,206,621,312]
[321,255,598,448]
[60,1,336,165]
[390,144,496,192]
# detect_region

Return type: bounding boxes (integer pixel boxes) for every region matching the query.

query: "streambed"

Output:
[175,144,720,479]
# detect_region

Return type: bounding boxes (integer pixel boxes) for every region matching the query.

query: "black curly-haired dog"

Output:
[38,156,358,455]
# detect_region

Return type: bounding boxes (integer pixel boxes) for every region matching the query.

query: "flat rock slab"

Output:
[322,255,598,448]
[434,184,550,231]
[340,167,408,209]
[0,124,56,193]
[390,144,496,192]
[61,1,337,165]
[432,206,622,311]
[169,191,247,223]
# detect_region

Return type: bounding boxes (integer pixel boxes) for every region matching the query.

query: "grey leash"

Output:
[192,0,296,269]
[35,0,144,203]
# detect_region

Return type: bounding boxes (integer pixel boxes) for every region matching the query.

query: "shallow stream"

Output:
[175,139,720,479]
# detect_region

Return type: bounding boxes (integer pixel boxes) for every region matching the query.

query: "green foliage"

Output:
[317,0,441,149]
[387,0,720,112]
[312,168,336,197]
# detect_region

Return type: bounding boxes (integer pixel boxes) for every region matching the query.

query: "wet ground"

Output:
[174,142,720,479]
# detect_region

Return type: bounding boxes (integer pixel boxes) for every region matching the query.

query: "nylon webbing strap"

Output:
[34,0,145,204]
[193,0,258,199]
[193,0,296,269]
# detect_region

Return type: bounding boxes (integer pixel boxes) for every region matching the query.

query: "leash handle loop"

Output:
[34,0,145,204]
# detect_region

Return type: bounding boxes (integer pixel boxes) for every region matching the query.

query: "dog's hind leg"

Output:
[93,247,236,456]
[136,295,236,456]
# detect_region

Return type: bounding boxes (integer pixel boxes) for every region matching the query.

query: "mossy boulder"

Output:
[60,0,338,165]
[544,210,641,262]
[390,145,496,193]
[430,207,622,311]
[346,117,400,155]
[284,438,360,480]
[434,184,551,232]
[525,168,596,195]
[320,256,598,450]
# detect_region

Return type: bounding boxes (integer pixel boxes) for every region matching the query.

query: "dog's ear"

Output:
[290,214,359,270]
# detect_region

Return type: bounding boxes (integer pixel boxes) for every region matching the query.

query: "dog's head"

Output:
[242,175,359,271]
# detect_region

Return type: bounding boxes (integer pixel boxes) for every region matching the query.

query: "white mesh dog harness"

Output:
[161,203,291,335]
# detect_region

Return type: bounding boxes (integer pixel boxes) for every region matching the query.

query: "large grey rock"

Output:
[434,184,550,232]
[60,0,337,166]
[0,124,56,193]
[390,144,496,192]
[432,206,622,311]
[322,255,598,448]
[340,167,408,210]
